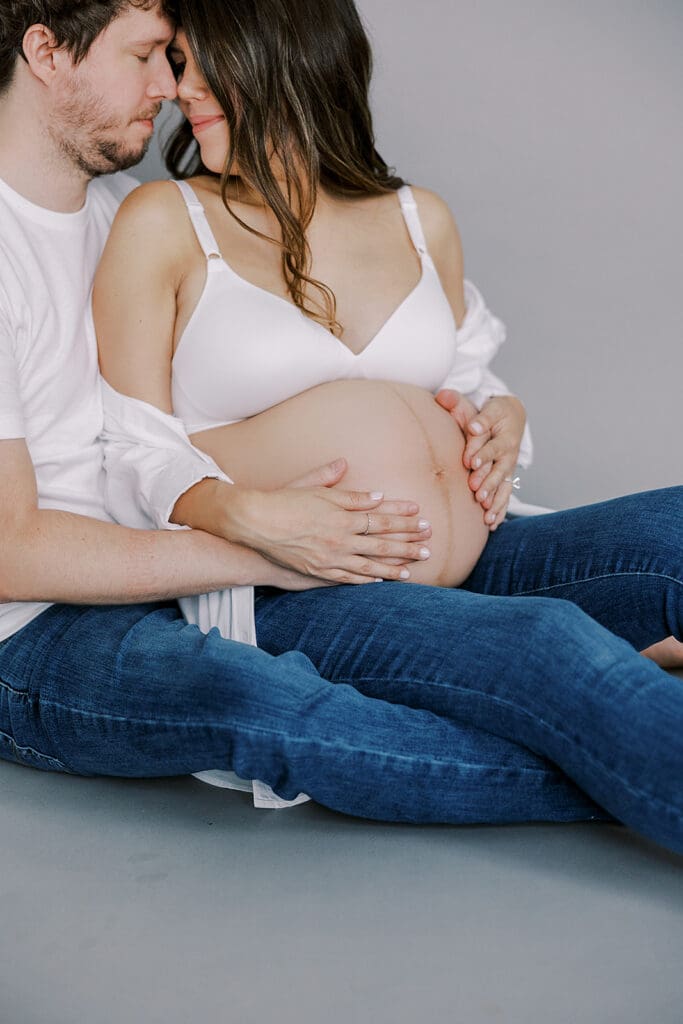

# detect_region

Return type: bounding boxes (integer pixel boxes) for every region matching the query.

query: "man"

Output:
[0,0,441,796]
[1,1,680,848]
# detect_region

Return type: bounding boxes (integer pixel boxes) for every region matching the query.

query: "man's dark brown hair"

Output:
[0,0,174,95]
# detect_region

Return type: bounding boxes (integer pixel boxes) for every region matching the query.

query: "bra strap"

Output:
[173,179,223,262]
[397,185,429,258]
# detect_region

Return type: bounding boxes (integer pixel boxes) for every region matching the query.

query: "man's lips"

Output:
[132,107,161,130]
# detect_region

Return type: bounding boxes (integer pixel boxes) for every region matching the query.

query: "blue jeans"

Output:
[1,488,681,851]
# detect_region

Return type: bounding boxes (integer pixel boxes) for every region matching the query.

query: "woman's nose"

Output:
[177,72,207,102]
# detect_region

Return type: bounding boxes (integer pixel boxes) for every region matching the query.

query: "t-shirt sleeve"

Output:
[0,309,25,440]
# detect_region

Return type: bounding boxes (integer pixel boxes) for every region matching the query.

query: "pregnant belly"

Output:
[192,380,489,587]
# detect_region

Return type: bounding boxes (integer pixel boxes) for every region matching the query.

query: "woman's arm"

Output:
[94,183,430,584]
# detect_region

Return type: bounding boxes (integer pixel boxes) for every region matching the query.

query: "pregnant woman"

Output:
[97,6,533,591]
[95,0,683,850]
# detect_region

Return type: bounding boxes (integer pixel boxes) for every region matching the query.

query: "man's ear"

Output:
[20,24,68,87]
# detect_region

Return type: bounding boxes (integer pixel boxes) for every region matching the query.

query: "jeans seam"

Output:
[0,679,75,771]
[0,678,29,697]
[0,728,70,771]
[340,675,683,823]
[512,569,682,598]
[17,696,561,776]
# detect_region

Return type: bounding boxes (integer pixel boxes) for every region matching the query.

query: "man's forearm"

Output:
[0,508,302,605]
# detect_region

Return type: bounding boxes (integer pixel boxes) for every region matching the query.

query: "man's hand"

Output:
[435,390,526,531]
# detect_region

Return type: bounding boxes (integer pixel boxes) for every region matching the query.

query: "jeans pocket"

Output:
[0,728,73,774]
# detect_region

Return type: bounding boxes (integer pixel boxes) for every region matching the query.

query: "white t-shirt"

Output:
[0,172,137,641]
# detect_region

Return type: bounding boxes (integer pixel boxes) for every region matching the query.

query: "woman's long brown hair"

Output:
[165,0,404,334]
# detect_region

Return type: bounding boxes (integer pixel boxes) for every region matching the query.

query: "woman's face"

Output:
[169,30,230,174]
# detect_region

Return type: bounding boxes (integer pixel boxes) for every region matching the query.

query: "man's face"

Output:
[51,3,177,177]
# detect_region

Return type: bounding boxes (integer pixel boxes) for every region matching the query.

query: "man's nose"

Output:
[149,57,178,102]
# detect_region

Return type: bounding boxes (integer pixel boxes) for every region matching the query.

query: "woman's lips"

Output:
[191,115,225,135]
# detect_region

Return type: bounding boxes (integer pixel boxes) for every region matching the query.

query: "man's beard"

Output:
[51,79,160,178]
[61,131,153,178]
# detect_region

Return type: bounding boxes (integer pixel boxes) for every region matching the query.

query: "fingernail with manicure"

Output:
[370,491,384,500]
[470,422,483,435]
[418,519,431,530]
[400,569,410,579]
[420,547,431,559]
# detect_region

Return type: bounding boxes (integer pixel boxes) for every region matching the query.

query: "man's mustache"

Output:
[133,105,163,124]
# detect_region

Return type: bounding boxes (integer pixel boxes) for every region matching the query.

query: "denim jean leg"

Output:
[463,487,683,649]
[255,582,683,852]
[0,601,602,826]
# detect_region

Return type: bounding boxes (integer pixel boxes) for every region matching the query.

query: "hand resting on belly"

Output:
[191,380,489,587]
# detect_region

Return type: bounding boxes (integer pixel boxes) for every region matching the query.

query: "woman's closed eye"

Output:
[167,50,186,81]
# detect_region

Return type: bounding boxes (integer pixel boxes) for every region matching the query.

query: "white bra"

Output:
[171,180,459,433]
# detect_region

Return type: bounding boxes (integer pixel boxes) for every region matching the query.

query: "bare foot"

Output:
[641,635,683,670]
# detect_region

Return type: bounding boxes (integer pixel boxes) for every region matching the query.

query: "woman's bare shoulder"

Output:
[408,186,463,262]
[409,186,466,324]
[103,179,198,277]
[111,179,187,234]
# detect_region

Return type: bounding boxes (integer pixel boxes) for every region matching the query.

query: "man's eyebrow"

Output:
[130,35,175,48]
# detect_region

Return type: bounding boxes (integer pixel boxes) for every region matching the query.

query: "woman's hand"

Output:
[463,395,526,530]
[435,390,526,531]
[220,457,433,585]
[434,388,479,434]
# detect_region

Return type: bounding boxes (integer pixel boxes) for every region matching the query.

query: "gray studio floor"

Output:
[2,686,683,1024]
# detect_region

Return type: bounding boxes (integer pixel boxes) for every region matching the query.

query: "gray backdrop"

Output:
[137,0,682,509]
